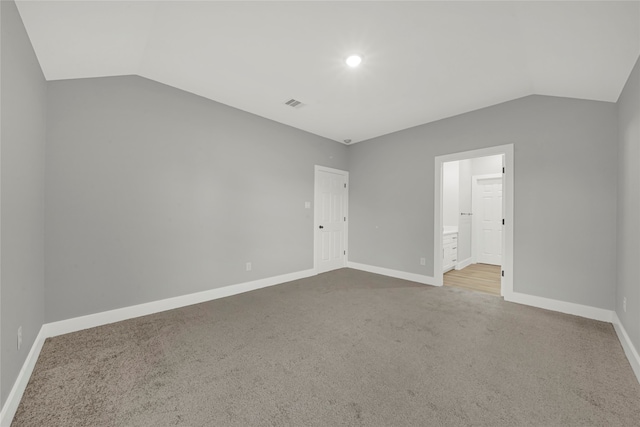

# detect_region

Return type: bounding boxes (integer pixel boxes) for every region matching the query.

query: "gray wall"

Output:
[1,2,632,404]
[45,76,347,322]
[348,95,617,309]
[0,0,46,406]
[616,55,640,352]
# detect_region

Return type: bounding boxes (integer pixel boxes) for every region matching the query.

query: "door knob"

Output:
[319,225,324,229]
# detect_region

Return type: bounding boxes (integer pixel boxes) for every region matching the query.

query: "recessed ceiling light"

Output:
[345,55,362,68]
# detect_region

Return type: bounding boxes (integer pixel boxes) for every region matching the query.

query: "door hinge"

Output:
[502,219,505,225]
[501,270,504,277]
[344,183,347,188]
[502,167,505,173]
[344,250,346,255]
[344,217,346,221]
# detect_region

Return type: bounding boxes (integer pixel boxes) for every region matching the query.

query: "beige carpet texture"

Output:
[11,268,640,426]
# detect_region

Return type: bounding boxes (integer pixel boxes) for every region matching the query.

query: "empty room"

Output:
[2,0,640,425]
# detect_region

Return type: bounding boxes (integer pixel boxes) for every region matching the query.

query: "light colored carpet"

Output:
[12,268,640,426]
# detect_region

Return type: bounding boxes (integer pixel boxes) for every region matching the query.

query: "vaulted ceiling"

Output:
[16,1,640,144]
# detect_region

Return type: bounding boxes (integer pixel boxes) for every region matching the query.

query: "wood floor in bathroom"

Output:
[444,263,501,296]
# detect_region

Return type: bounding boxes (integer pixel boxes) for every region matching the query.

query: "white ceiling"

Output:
[15,1,640,144]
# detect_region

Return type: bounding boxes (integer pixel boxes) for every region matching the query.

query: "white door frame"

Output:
[313,165,349,274]
[434,144,514,297]
[472,173,503,264]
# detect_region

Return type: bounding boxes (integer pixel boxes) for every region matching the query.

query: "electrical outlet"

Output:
[623,297,627,313]
[17,326,22,351]
[246,262,252,272]
[420,257,426,266]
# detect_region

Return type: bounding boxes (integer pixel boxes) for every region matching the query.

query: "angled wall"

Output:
[616,55,640,352]
[348,95,618,310]
[0,0,47,407]
[45,76,347,322]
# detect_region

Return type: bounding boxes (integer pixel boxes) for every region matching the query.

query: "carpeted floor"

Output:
[12,268,640,426]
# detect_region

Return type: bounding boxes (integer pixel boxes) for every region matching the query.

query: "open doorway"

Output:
[434,144,513,298]
[441,157,502,295]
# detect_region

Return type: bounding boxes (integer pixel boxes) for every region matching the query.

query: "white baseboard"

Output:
[505,292,613,323]
[612,312,640,384]
[0,268,315,426]
[345,266,637,381]
[0,327,47,427]
[44,268,316,338]
[347,261,437,286]
[2,267,636,426]
[455,257,473,270]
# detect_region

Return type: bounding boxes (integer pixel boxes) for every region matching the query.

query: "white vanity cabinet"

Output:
[443,232,458,272]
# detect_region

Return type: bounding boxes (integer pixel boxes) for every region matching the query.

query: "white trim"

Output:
[455,257,473,271]
[314,165,349,274]
[0,268,316,426]
[313,165,347,175]
[1,271,636,426]
[612,312,640,384]
[473,173,503,180]
[434,144,514,297]
[347,261,437,286]
[505,292,613,323]
[434,159,444,286]
[44,268,316,338]
[0,327,47,427]
[350,261,639,384]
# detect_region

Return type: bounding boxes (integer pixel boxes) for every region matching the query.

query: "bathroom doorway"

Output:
[434,144,513,297]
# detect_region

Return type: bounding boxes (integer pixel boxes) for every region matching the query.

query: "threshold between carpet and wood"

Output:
[12,268,640,426]
[444,263,501,296]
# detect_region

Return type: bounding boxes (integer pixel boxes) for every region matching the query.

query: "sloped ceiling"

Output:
[16,0,640,144]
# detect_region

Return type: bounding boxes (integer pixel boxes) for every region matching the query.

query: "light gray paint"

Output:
[348,95,617,309]
[616,55,640,352]
[0,0,46,406]
[45,76,347,322]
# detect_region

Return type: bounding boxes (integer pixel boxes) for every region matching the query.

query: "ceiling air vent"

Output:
[284,98,305,109]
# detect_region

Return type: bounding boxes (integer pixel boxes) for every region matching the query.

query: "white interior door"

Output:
[315,167,348,273]
[473,176,502,265]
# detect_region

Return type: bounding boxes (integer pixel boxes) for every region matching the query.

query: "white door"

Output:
[315,167,348,273]
[473,176,502,265]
